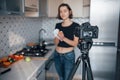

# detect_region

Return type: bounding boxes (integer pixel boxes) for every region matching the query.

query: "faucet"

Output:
[39,28,46,43]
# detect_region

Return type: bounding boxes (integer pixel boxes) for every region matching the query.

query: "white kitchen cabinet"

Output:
[25,0,39,17]
[25,0,85,17]
[47,0,63,17]
[83,0,90,18]
[36,64,45,80]
[63,0,83,17]
[39,0,47,17]
[25,0,47,17]
[25,0,90,18]
[29,64,45,80]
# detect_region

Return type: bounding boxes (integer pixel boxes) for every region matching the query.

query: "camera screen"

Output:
[83,31,93,37]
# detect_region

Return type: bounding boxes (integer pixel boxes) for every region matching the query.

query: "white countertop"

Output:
[0,46,55,80]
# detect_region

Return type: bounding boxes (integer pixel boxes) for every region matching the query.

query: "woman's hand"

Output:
[58,31,65,41]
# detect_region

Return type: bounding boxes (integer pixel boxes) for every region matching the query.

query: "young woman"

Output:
[53,3,80,80]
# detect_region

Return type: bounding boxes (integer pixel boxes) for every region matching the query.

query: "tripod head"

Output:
[78,39,93,54]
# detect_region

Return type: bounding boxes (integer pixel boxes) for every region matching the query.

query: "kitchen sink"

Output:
[42,40,54,46]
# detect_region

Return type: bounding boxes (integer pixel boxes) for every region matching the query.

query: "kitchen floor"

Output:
[46,77,81,80]
[46,73,81,80]
[46,73,58,80]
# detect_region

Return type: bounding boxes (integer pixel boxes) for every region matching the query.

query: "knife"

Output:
[0,68,11,75]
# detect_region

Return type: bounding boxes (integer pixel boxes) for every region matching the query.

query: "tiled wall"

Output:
[0,16,89,58]
[0,16,42,57]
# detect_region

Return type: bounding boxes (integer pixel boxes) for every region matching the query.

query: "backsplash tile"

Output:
[41,17,60,40]
[0,16,42,57]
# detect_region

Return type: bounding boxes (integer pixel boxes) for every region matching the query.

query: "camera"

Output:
[79,22,98,39]
[76,22,99,51]
[68,22,99,80]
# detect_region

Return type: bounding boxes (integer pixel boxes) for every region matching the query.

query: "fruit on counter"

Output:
[0,54,24,68]
[1,57,8,62]
[25,57,31,62]
[19,55,24,59]
[14,55,19,60]
[8,54,24,61]
[3,62,11,68]
[0,60,2,63]
[27,42,36,47]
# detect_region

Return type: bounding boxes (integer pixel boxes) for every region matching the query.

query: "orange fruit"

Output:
[14,55,19,60]
[1,57,8,62]
[3,62,11,67]
[19,55,24,59]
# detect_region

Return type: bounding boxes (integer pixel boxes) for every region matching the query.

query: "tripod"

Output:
[68,39,94,80]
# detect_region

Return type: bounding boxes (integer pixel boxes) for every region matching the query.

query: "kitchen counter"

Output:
[0,46,55,80]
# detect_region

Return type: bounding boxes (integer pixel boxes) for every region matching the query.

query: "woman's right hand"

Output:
[58,31,65,41]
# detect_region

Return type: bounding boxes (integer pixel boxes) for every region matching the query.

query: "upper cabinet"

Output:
[47,0,63,17]
[39,0,47,16]
[0,0,24,15]
[47,0,90,18]
[0,0,47,17]
[25,0,47,17]
[83,0,90,18]
[25,0,39,17]
[63,0,83,17]
[0,0,90,17]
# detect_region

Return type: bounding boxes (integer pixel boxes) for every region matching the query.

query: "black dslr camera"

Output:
[76,22,99,51]
[68,22,99,80]
[79,22,98,40]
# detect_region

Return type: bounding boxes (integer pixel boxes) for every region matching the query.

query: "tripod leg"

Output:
[67,56,82,80]
[82,59,87,80]
[86,57,94,80]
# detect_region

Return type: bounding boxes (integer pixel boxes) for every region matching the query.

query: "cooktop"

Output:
[15,46,50,57]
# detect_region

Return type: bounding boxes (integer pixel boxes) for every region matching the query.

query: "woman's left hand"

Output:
[58,31,65,41]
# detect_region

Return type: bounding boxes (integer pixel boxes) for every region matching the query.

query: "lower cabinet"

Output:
[45,62,58,80]
[45,56,58,80]
[36,64,45,80]
[30,64,45,80]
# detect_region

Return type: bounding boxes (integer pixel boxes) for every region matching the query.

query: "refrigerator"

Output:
[116,8,120,80]
[89,0,120,80]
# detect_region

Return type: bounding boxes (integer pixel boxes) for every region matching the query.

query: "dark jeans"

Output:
[53,50,75,80]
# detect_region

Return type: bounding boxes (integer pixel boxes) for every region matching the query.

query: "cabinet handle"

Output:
[45,58,54,70]
[36,70,42,79]
[33,78,37,80]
